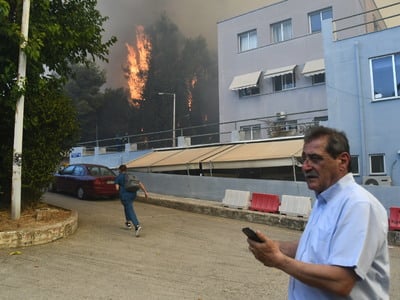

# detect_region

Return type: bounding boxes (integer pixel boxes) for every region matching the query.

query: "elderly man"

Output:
[247,126,390,299]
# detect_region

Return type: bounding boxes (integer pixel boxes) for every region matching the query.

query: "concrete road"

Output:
[1,192,399,300]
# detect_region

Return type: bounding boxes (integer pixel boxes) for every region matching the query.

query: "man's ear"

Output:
[338,152,350,171]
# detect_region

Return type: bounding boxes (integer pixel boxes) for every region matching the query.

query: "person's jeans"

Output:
[121,198,139,227]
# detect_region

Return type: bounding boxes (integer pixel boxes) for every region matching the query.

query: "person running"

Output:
[115,164,148,237]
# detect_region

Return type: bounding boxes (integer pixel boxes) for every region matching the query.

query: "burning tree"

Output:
[124,25,152,107]
[123,13,219,147]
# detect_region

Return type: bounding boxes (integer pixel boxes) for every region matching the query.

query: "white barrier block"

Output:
[222,189,251,209]
[280,195,312,218]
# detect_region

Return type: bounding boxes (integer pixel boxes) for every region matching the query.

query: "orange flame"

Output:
[186,75,197,112]
[124,25,152,107]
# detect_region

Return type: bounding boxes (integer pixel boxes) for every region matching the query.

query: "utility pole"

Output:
[11,0,31,220]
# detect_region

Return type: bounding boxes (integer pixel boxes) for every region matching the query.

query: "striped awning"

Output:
[229,71,262,90]
[302,59,325,77]
[264,65,296,78]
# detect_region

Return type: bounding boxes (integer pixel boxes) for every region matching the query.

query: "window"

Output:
[271,19,292,43]
[370,154,385,174]
[370,54,400,100]
[239,86,260,97]
[238,30,257,52]
[60,165,74,175]
[309,7,333,33]
[73,166,85,176]
[313,116,328,122]
[240,124,261,140]
[273,73,295,91]
[312,73,325,84]
[350,155,359,175]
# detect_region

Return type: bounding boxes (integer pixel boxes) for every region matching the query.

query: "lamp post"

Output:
[158,92,176,147]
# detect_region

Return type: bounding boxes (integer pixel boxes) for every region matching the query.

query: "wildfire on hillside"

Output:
[124,25,151,107]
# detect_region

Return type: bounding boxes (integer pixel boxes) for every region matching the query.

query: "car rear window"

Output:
[87,166,115,176]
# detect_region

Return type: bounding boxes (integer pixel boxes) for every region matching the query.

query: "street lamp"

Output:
[158,92,176,147]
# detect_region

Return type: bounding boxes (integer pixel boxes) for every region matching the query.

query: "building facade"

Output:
[217,0,383,143]
[323,8,400,186]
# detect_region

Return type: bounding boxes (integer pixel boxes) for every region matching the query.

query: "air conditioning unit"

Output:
[362,176,392,186]
[276,111,287,120]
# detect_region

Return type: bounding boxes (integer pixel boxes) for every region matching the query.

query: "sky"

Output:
[96,0,398,89]
[96,0,278,88]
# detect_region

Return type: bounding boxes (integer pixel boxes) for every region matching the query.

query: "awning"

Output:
[201,139,303,170]
[126,145,235,172]
[229,71,262,90]
[126,138,304,172]
[264,65,296,78]
[302,59,325,77]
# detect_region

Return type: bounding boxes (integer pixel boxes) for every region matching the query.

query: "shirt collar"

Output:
[317,173,354,203]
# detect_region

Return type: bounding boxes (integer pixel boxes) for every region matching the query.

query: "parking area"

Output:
[0,192,399,299]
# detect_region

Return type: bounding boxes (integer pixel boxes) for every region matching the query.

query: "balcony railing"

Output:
[333,1,400,41]
[76,110,327,155]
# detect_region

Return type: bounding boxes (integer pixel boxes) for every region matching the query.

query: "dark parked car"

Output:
[50,164,118,200]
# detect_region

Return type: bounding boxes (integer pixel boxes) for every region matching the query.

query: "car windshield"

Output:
[60,165,74,175]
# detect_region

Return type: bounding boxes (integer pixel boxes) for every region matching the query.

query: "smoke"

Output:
[96,0,277,88]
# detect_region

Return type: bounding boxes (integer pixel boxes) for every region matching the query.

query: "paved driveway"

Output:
[0,192,399,299]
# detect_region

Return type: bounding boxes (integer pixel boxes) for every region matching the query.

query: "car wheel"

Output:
[77,187,86,200]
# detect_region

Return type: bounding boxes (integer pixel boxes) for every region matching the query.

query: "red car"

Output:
[50,164,118,200]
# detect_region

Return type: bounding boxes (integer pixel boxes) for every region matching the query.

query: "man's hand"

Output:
[246,230,285,268]
[245,231,357,296]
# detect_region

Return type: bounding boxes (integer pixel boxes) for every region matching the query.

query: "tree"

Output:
[140,13,219,147]
[64,62,107,142]
[177,36,219,143]
[0,0,116,208]
[98,87,136,142]
[64,65,141,148]
[140,12,183,147]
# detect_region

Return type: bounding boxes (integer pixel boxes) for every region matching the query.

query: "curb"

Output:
[0,210,78,249]
[140,194,308,231]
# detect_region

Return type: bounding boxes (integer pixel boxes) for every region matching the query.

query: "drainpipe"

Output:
[354,41,368,178]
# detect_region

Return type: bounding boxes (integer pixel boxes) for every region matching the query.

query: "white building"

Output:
[217,0,385,143]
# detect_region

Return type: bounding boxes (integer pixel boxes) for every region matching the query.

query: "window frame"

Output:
[238,86,260,97]
[312,73,325,85]
[240,124,261,141]
[238,29,257,52]
[369,154,386,175]
[271,19,292,43]
[308,7,333,33]
[350,155,360,176]
[370,53,400,101]
[273,72,295,91]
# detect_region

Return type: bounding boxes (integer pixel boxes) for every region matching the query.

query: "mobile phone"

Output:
[242,227,263,242]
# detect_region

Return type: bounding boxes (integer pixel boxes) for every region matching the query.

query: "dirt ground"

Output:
[1,193,399,300]
[0,202,71,232]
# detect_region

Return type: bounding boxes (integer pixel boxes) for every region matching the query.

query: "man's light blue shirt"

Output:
[288,173,390,299]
